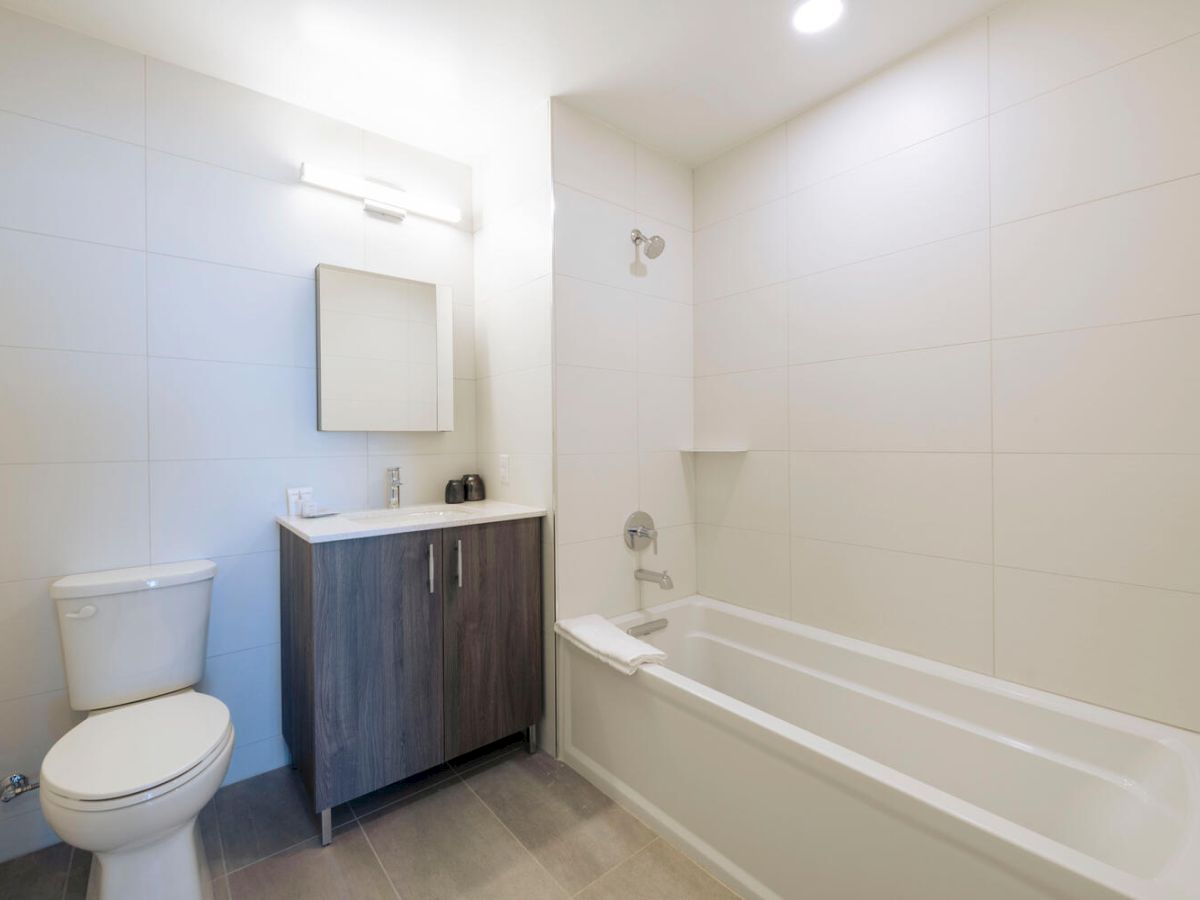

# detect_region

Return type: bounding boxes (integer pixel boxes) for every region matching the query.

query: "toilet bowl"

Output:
[42,561,234,900]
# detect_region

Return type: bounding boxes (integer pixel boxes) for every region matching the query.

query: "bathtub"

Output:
[558,596,1200,899]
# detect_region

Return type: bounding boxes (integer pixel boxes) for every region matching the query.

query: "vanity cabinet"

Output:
[279,516,542,833]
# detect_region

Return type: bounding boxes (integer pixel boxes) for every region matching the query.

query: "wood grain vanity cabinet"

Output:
[279,516,542,838]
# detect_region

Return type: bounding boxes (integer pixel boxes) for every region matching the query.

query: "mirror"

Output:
[316,264,453,432]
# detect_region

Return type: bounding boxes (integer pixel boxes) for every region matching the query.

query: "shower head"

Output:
[631,228,666,259]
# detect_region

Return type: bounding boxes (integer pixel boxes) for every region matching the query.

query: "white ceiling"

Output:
[2,0,1005,165]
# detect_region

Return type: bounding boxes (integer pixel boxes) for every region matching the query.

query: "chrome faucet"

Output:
[1,773,37,803]
[635,568,673,590]
[386,467,403,508]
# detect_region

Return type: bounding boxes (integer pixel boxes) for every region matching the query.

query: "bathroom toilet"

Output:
[40,561,234,900]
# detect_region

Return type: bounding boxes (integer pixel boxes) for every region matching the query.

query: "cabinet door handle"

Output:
[428,543,435,594]
[456,539,463,587]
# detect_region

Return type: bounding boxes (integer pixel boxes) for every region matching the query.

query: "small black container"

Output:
[462,473,485,501]
[444,478,466,504]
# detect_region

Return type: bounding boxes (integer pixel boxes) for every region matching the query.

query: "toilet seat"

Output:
[41,691,232,811]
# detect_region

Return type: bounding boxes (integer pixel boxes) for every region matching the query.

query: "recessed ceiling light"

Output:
[792,0,844,34]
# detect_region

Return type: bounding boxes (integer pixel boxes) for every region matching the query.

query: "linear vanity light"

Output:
[299,161,463,224]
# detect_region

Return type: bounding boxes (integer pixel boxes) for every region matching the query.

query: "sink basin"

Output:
[343,506,481,525]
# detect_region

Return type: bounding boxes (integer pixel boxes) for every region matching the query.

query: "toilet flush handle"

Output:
[64,604,96,619]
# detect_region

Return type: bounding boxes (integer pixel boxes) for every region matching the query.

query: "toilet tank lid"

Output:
[50,560,217,600]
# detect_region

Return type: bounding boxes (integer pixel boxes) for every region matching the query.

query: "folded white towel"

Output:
[555,614,667,675]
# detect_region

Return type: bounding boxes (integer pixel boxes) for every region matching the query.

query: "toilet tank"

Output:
[50,560,217,711]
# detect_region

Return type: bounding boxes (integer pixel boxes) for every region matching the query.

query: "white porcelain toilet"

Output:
[40,560,235,900]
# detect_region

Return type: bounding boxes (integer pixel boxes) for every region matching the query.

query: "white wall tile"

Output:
[148,255,315,367]
[693,199,787,302]
[995,567,1200,731]
[367,452,479,507]
[988,0,1200,110]
[476,452,553,510]
[994,454,1200,593]
[990,35,1200,224]
[554,276,637,371]
[994,318,1200,453]
[696,525,790,618]
[786,20,988,190]
[0,690,80,786]
[477,276,552,377]
[640,523,696,605]
[0,462,149,582]
[638,451,694,529]
[788,121,989,276]
[791,452,992,563]
[635,144,692,229]
[0,579,64,702]
[476,367,552,455]
[364,213,475,306]
[556,453,637,545]
[553,184,637,289]
[992,176,1200,337]
[551,101,637,209]
[695,284,787,376]
[789,231,989,363]
[149,357,365,460]
[0,111,145,248]
[0,348,147,464]
[696,451,788,534]
[555,537,637,620]
[793,538,993,672]
[147,151,362,277]
[147,60,362,184]
[636,297,692,377]
[694,368,787,451]
[0,8,144,143]
[0,230,146,355]
[204,551,281,659]
[693,126,787,229]
[149,457,368,561]
[789,344,991,452]
[555,366,637,454]
[199,643,281,746]
[637,374,693,452]
[366,133,474,232]
[631,216,692,303]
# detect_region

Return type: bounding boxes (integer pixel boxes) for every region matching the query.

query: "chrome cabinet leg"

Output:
[526,724,538,754]
[320,808,332,846]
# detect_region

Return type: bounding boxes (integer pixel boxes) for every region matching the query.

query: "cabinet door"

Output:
[311,529,444,809]
[443,519,543,758]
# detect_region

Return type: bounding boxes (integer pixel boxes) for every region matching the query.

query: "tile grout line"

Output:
[58,846,73,900]
[144,55,153,569]
[568,837,663,898]
[986,12,998,679]
[351,818,406,900]
[455,765,574,897]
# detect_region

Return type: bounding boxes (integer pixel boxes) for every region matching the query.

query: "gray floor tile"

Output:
[360,778,566,900]
[0,842,71,900]
[216,767,321,872]
[448,733,527,775]
[63,849,91,900]
[199,797,225,878]
[212,875,233,900]
[576,839,739,900]
[347,763,456,818]
[463,751,656,893]
[226,824,396,900]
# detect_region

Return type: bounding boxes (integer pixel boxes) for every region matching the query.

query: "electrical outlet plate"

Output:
[499,454,510,485]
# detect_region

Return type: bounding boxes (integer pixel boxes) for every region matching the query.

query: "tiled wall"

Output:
[472,100,557,751]
[0,9,476,860]
[693,0,1200,732]
[550,101,697,620]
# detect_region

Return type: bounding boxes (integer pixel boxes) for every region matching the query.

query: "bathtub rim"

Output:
[559,594,1200,900]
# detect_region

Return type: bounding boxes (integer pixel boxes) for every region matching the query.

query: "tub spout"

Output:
[635,568,673,590]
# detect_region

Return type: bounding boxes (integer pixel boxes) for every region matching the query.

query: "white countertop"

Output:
[277,500,546,544]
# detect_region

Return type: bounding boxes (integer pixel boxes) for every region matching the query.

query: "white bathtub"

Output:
[559,596,1200,899]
